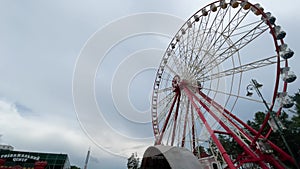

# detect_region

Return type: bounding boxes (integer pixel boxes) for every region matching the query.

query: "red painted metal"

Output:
[267,141,294,162]
[191,103,196,153]
[197,90,294,166]
[181,100,190,147]
[0,159,5,166]
[265,39,289,139]
[248,0,285,147]
[152,0,294,167]
[183,87,236,168]
[198,92,295,164]
[190,90,269,168]
[34,161,47,169]
[171,91,181,146]
[251,112,271,145]
[198,91,253,141]
[158,92,179,144]
[223,104,294,163]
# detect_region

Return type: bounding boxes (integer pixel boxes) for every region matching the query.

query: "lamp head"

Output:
[246,91,253,97]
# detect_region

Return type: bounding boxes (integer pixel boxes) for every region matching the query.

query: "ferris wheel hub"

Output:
[171,75,201,93]
[171,75,181,91]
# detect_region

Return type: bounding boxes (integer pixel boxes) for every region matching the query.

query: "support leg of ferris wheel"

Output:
[183,85,273,169]
[157,92,179,145]
[197,87,295,168]
[197,89,295,164]
[182,87,236,169]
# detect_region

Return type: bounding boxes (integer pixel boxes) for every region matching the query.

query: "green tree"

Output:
[218,134,243,159]
[71,166,81,169]
[291,89,300,129]
[291,90,300,165]
[246,111,270,134]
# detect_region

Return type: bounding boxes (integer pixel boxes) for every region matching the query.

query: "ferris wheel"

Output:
[151,0,297,168]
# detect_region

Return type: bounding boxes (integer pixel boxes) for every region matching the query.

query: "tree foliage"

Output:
[71,166,81,169]
[291,89,300,130]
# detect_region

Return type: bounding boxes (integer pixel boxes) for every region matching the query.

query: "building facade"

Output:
[0,149,71,169]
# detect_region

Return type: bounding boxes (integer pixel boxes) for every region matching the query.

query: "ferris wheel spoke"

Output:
[179,98,199,151]
[191,88,269,166]
[215,22,267,59]
[174,47,193,75]
[157,94,174,123]
[165,61,180,76]
[197,90,257,141]
[188,13,206,67]
[171,92,181,146]
[200,7,247,63]
[157,92,174,106]
[186,29,202,71]
[189,9,250,75]
[156,87,173,94]
[176,103,185,146]
[187,24,199,67]
[199,55,277,81]
[189,7,230,74]
[181,101,196,151]
[181,99,190,147]
[217,23,267,53]
[200,87,271,105]
[165,118,174,145]
[191,103,196,152]
[183,86,236,168]
[191,9,212,56]
[158,96,174,122]
[158,92,180,144]
[177,36,188,65]
[196,21,268,77]
[231,19,263,33]
[222,49,240,110]
[185,112,192,150]
[170,57,183,75]
[197,90,297,164]
[157,94,177,118]
[199,6,232,57]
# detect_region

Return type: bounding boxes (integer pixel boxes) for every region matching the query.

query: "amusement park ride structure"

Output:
[149,0,298,168]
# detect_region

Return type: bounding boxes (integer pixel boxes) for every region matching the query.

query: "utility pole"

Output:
[84,147,91,169]
[247,79,299,169]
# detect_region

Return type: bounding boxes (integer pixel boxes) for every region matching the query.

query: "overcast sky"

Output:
[0,0,300,169]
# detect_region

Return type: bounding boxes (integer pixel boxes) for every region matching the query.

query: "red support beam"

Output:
[158,92,178,144]
[197,91,294,164]
[198,91,255,142]
[183,87,236,169]
[171,91,181,146]
[252,112,270,145]
[191,103,196,153]
[184,87,270,169]
[196,90,292,167]
[181,100,190,147]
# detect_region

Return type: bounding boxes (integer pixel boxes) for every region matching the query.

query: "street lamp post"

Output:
[247,79,299,169]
